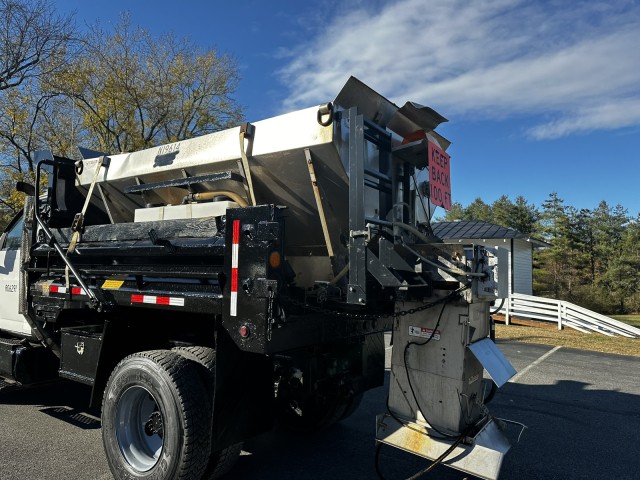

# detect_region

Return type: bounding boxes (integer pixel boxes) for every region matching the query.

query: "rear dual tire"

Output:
[101,350,210,480]
[171,346,243,479]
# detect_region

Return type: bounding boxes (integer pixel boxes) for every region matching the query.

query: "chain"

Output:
[266,289,275,341]
[280,286,468,321]
[280,295,386,320]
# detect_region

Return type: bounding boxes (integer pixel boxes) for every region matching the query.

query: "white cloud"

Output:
[278,0,640,139]
[527,98,640,139]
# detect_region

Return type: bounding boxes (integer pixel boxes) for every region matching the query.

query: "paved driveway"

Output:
[1,339,638,479]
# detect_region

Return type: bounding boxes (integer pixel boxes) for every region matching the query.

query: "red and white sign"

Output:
[428,141,452,211]
[408,325,441,341]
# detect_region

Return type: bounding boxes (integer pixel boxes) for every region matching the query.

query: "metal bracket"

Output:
[347,107,367,305]
[71,212,85,233]
[304,148,334,258]
[239,122,257,206]
[367,248,401,287]
[347,284,366,305]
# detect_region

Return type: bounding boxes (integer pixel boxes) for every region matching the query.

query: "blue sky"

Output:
[56,0,640,216]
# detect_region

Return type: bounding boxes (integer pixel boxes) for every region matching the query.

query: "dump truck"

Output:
[0,77,518,480]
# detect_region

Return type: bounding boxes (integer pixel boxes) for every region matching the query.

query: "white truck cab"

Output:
[0,213,31,336]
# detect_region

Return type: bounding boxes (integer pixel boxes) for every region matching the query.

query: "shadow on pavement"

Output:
[234,375,640,480]
[0,379,101,430]
[1,360,639,479]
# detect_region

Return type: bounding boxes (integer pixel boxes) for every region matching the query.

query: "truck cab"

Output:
[0,212,31,337]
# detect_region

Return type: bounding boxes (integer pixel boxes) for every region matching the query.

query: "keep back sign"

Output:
[428,142,452,211]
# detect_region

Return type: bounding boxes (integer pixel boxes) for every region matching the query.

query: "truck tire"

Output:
[101,350,210,480]
[172,346,243,479]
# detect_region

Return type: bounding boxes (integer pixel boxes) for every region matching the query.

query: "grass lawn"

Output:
[493,316,640,357]
[610,314,640,328]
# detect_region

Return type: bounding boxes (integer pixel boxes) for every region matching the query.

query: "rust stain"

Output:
[403,427,431,454]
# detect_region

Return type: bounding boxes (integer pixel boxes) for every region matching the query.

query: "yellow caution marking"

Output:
[102,279,125,290]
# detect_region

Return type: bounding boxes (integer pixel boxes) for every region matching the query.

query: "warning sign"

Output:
[429,141,452,211]
[408,326,441,341]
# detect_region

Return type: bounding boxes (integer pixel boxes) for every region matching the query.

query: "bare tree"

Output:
[0,0,74,91]
[54,14,243,153]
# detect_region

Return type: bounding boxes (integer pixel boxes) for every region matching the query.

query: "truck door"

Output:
[0,213,31,336]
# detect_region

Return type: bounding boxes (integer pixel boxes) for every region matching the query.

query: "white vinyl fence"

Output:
[496,293,640,338]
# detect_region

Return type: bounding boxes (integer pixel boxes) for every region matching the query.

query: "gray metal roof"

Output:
[431,221,548,247]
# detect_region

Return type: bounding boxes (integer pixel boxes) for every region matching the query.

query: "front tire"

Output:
[102,350,210,480]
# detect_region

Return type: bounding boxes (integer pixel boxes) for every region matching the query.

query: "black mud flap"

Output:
[213,328,274,449]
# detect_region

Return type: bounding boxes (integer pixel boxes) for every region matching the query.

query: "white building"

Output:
[431,221,547,295]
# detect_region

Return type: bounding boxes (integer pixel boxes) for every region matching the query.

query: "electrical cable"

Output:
[393,221,433,244]
[404,423,474,480]
[375,285,484,480]
[490,297,506,315]
[376,283,501,479]
[376,414,476,480]
[403,302,458,439]
[400,242,487,278]
[382,288,468,439]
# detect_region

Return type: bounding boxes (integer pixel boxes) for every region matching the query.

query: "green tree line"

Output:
[0,0,242,226]
[440,194,640,314]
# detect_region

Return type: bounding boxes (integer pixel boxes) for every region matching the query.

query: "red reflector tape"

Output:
[231,268,238,291]
[49,285,87,295]
[230,220,240,317]
[130,294,185,307]
[232,219,240,245]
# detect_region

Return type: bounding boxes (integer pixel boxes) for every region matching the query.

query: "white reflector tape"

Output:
[230,291,238,317]
[232,243,239,268]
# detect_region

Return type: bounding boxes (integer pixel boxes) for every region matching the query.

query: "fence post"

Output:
[505,295,511,326]
[557,301,563,330]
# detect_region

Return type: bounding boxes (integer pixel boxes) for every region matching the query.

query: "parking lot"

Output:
[1,338,639,479]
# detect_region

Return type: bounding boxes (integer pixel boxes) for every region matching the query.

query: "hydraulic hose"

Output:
[184,191,249,207]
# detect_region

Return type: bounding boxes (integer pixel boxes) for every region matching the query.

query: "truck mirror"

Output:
[16,181,36,196]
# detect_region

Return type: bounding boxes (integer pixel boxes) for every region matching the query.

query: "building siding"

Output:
[512,239,533,295]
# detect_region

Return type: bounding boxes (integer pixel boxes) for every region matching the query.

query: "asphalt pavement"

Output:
[1,337,639,480]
